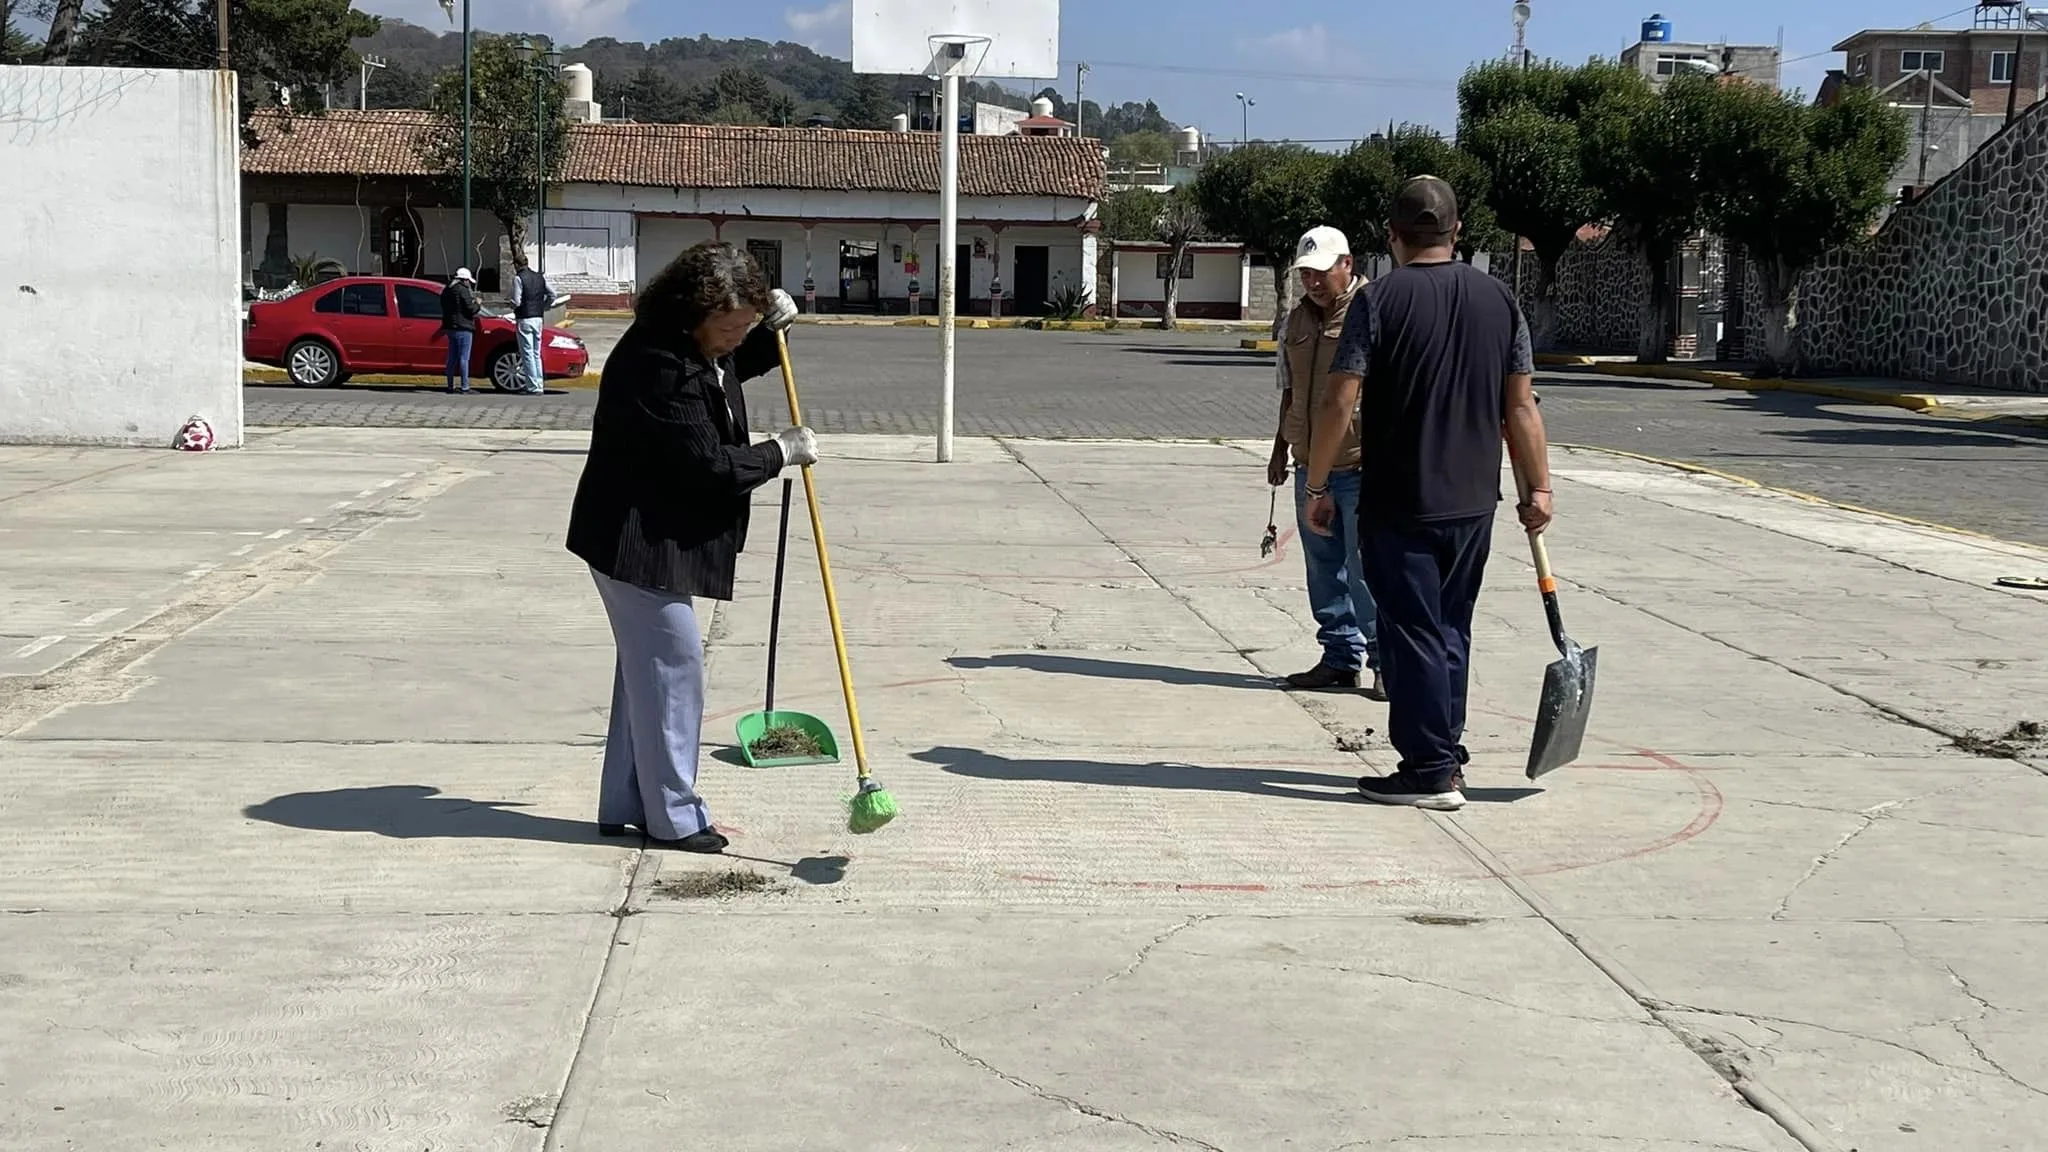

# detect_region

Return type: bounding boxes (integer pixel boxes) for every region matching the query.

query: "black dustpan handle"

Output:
[764,477,795,713]
[1527,529,1570,657]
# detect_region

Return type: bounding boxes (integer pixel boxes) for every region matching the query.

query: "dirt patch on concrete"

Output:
[1954,720,2046,759]
[651,869,785,901]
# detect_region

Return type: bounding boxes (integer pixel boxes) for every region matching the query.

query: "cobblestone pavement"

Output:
[244,327,2048,546]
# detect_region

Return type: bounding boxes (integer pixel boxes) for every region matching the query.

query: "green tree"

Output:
[1692,80,1907,375]
[1109,130,1174,166]
[417,34,570,268]
[1191,143,1336,318]
[55,0,375,144]
[838,72,899,130]
[1325,125,1503,260]
[1457,58,1638,349]
[1580,70,1710,363]
[1152,188,1207,329]
[617,64,688,122]
[1099,188,1166,241]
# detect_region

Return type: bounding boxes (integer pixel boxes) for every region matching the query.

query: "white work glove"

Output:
[763,288,798,332]
[774,425,818,468]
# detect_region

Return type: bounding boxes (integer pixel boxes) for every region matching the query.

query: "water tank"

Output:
[1641,13,1673,43]
[890,112,909,133]
[561,62,595,103]
[1030,95,1055,118]
[1178,126,1201,153]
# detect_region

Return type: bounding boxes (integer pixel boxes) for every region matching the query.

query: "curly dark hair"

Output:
[636,241,772,331]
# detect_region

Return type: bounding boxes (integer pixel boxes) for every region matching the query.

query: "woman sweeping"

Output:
[566,242,816,852]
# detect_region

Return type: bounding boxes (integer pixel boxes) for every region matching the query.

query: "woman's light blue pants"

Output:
[591,569,712,840]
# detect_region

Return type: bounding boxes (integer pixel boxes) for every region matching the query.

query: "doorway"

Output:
[746,238,784,291]
[1013,245,1049,316]
[839,240,878,310]
[956,244,972,315]
[380,207,422,278]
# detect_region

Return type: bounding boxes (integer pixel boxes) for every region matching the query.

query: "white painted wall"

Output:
[1,67,243,447]
[246,203,507,283]
[1111,247,1245,304]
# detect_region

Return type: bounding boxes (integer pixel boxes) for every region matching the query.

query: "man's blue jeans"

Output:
[1295,467,1380,673]
[517,316,546,391]
[444,329,473,392]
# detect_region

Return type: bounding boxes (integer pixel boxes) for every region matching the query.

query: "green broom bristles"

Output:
[846,779,899,834]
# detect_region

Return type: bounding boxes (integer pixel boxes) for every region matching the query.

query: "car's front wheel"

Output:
[285,339,341,387]
[488,347,528,393]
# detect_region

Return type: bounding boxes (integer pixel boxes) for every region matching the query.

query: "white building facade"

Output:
[241,112,1105,317]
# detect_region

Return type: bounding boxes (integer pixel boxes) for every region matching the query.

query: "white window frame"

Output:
[1852,52,1869,77]
[1655,52,1710,76]
[1901,49,1945,74]
[1991,50,2016,84]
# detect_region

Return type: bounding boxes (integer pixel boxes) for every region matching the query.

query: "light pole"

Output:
[515,40,563,275]
[1513,2,1531,69]
[1235,91,1254,144]
[359,53,386,111]
[439,0,472,275]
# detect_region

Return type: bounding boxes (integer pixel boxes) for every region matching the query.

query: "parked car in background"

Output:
[243,276,590,390]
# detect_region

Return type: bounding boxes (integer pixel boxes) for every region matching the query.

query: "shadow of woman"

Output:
[243,785,610,846]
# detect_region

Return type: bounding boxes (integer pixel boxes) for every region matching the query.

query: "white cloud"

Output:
[357,0,639,39]
[1238,24,1333,67]
[783,2,851,55]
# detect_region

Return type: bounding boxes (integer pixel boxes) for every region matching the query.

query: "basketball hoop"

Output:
[925,34,992,79]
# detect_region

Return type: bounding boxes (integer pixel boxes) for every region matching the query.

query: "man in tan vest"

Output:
[1266,225,1382,698]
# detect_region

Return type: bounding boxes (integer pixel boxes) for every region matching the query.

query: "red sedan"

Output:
[244,276,590,390]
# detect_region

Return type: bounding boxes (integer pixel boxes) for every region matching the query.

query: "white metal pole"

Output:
[938,70,961,463]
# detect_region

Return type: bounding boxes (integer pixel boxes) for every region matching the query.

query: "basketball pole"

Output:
[937,66,961,464]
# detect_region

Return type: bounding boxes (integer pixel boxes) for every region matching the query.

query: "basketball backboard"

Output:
[850,0,1060,79]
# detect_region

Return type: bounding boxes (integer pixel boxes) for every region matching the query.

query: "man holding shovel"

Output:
[1303,176,1552,811]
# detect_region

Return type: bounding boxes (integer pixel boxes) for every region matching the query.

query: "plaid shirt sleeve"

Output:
[1329,288,1374,378]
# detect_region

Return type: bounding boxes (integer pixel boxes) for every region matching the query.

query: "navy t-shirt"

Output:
[1329,260,1534,525]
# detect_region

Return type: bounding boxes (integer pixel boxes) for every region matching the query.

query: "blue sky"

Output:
[364,1,1989,141]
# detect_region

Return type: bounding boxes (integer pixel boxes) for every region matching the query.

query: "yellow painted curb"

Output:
[1032,320,1111,331]
[565,308,634,320]
[1534,353,1597,367]
[1555,441,2030,547]
[1240,339,1278,352]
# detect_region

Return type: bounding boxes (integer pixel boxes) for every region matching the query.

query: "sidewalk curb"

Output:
[1241,339,1278,352]
[1542,357,2048,427]
[244,368,602,391]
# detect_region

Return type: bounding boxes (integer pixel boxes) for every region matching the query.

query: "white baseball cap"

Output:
[1290,226,1350,272]
[454,267,475,282]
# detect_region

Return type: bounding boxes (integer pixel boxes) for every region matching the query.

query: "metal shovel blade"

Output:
[1527,641,1598,780]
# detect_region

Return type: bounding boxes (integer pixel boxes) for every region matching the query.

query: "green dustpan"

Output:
[735,478,841,769]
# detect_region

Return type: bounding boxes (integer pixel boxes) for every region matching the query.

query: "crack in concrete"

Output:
[1884,923,2048,1100]
[1176,950,1624,1025]
[960,917,1212,1031]
[882,1012,1227,1151]
[1771,778,1989,920]
[1327,1137,1765,1151]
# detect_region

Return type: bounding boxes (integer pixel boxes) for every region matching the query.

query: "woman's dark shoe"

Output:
[1285,663,1360,690]
[597,823,631,838]
[655,829,730,854]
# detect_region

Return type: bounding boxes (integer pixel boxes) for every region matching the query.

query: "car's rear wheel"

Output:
[488,347,527,393]
[285,339,341,387]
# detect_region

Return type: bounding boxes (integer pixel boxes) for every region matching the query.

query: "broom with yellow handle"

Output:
[774,330,898,834]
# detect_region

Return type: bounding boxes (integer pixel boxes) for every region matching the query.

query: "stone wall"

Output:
[1795,98,2048,392]
[1489,235,1645,355]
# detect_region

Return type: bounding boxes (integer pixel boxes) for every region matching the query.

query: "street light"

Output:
[438,0,472,276]
[515,39,564,276]
[1235,91,1254,144]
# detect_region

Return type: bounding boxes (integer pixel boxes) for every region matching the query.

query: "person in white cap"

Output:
[439,267,482,393]
[1267,224,1382,698]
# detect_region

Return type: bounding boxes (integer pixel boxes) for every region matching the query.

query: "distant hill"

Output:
[350,20,1178,145]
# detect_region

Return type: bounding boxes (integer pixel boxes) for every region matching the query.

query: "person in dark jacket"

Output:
[565,241,812,853]
[439,268,482,394]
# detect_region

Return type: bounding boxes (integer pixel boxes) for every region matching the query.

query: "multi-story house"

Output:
[1826,2,2048,194]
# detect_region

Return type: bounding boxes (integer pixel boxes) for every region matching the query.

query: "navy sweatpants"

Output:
[1357,513,1494,792]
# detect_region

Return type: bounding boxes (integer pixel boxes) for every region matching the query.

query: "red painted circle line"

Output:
[703,674,1725,893]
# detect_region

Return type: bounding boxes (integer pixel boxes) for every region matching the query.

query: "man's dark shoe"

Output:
[597,822,631,838]
[1286,663,1360,690]
[1356,770,1466,811]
